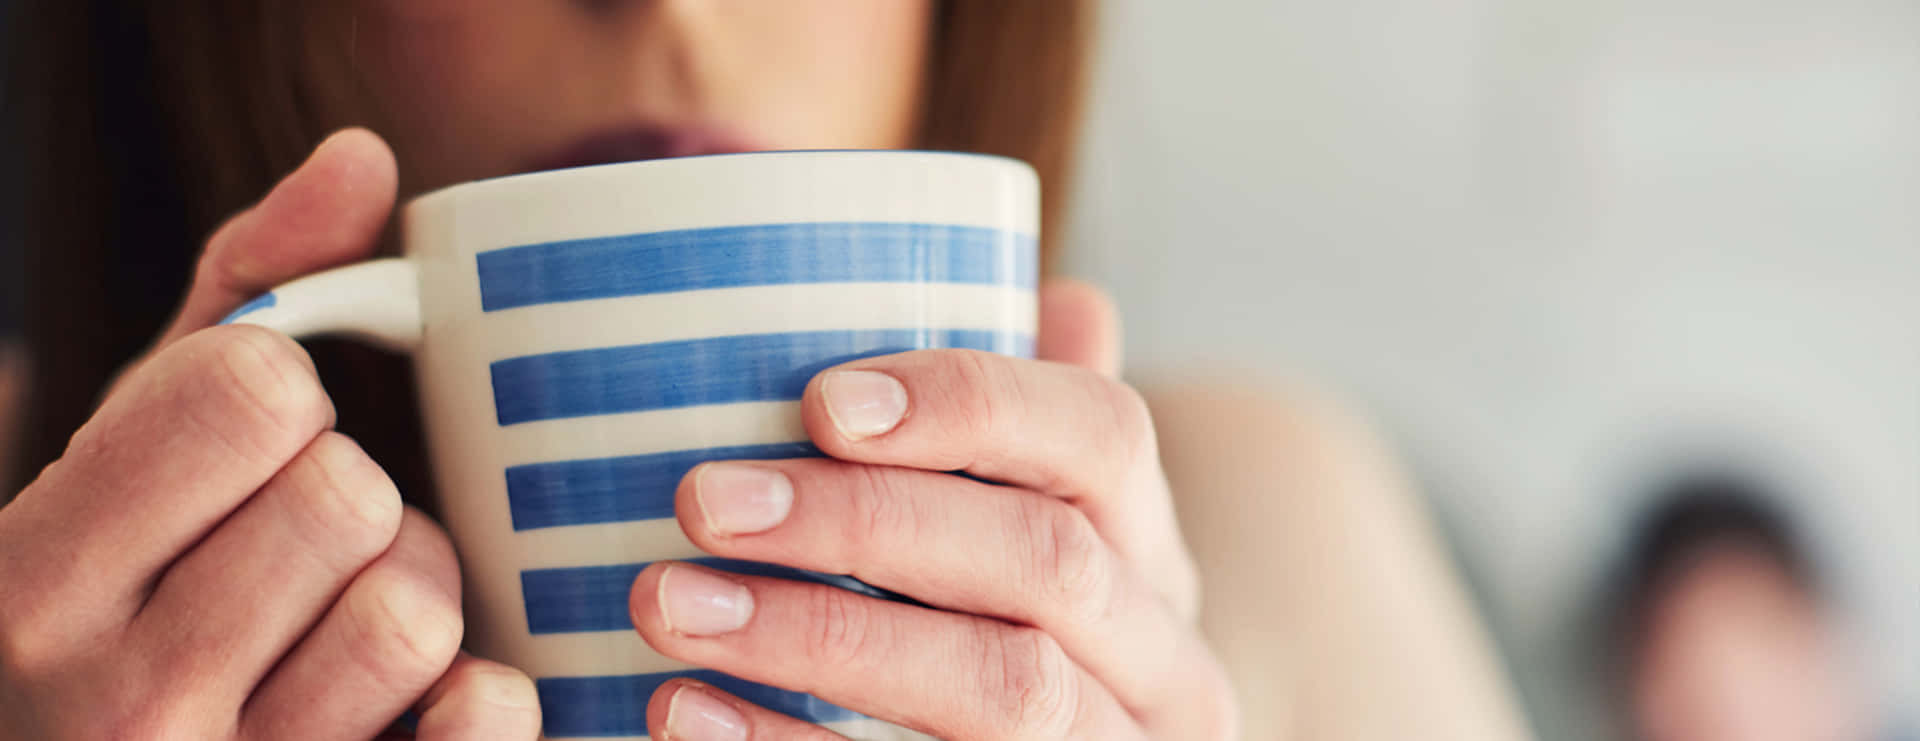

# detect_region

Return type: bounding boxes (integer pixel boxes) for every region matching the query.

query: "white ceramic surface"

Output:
[228,151,1040,740]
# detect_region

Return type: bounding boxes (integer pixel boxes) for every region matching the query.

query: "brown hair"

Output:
[6,2,1095,495]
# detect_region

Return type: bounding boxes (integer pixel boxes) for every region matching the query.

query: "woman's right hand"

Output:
[0,130,540,740]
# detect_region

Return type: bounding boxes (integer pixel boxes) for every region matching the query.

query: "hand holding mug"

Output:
[0,127,1238,741]
[622,289,1239,740]
[0,130,542,740]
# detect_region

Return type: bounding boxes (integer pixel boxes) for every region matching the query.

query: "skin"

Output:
[0,3,1237,739]
[1150,385,1535,741]
[0,133,519,741]
[1631,546,1871,741]
[320,0,935,195]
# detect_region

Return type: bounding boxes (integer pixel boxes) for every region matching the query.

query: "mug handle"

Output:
[219,258,424,353]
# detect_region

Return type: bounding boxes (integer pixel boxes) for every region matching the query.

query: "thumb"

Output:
[156,127,398,348]
[1036,277,1123,377]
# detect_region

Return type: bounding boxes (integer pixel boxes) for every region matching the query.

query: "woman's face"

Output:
[329,1,934,194]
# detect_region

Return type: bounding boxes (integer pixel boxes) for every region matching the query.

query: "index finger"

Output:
[799,350,1192,598]
[155,128,396,349]
[804,349,1154,504]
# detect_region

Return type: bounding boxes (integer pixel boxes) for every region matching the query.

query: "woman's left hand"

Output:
[628,280,1239,740]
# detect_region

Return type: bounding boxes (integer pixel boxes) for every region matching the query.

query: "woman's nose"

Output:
[566,0,716,115]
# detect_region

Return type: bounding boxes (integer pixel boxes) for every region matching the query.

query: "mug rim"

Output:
[409,148,1033,208]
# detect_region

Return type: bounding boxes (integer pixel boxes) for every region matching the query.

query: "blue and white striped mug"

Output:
[226,151,1038,740]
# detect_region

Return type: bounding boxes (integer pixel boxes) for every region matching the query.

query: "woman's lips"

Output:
[527,125,760,173]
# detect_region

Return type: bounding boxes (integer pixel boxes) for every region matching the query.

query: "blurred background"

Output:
[1064,0,1917,738]
[0,0,21,490]
[1,1,1914,738]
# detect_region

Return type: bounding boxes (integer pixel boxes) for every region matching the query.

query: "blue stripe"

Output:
[219,292,276,324]
[538,669,863,736]
[507,442,820,531]
[476,222,1037,312]
[521,556,907,635]
[490,328,1031,426]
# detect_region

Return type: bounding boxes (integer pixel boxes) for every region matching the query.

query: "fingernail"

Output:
[696,463,793,536]
[821,370,908,440]
[666,683,748,741]
[658,565,754,637]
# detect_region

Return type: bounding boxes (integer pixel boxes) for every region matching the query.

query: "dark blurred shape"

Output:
[1,0,18,491]
[1603,472,1885,741]
[1610,471,1818,669]
[4,0,200,494]
[2,0,19,338]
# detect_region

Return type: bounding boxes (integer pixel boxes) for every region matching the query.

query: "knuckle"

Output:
[942,349,1021,441]
[90,678,224,741]
[799,586,883,669]
[345,567,464,690]
[0,576,53,677]
[977,625,1082,739]
[1167,550,1205,624]
[210,252,264,298]
[0,617,59,681]
[195,326,331,455]
[94,703,197,741]
[4,641,226,739]
[442,661,543,723]
[284,432,403,564]
[394,510,465,598]
[846,466,920,549]
[0,590,92,685]
[55,416,112,467]
[1023,500,1117,625]
[201,213,258,285]
[1099,377,1157,466]
[1200,660,1243,740]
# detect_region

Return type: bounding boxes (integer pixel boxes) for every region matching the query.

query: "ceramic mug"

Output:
[224,151,1039,740]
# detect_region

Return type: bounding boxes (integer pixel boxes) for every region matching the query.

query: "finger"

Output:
[645,679,850,741]
[800,349,1193,602]
[0,325,333,633]
[1036,278,1121,377]
[129,432,402,700]
[630,562,1147,741]
[411,653,542,741]
[242,509,464,741]
[804,349,1150,503]
[157,127,397,348]
[677,459,1232,735]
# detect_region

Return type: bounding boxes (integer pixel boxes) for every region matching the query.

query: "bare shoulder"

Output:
[1138,376,1534,741]
[1139,377,1408,509]
[1136,375,1423,583]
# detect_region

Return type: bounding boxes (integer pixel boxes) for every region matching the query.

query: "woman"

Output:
[2,2,1528,739]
